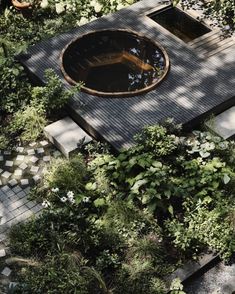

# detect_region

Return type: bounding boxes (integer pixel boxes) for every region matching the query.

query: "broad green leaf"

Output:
[85,182,97,191]
[94,198,106,207]
[168,205,174,215]
[223,174,230,185]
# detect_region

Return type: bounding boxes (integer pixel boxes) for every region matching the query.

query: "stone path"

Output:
[0,140,63,292]
[0,140,62,235]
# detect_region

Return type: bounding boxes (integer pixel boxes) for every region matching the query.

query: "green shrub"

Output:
[31,69,81,113]
[14,253,90,294]
[9,102,47,142]
[0,55,31,114]
[43,155,89,192]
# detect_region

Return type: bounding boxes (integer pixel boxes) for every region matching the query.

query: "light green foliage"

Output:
[166,204,235,259]
[42,155,88,192]
[0,133,10,149]
[169,278,185,294]
[31,69,81,113]
[10,102,47,142]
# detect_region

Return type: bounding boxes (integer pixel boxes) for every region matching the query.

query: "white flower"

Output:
[218,141,229,150]
[224,25,230,31]
[69,198,75,204]
[83,196,90,203]
[51,187,59,193]
[94,2,102,13]
[42,200,51,208]
[40,0,48,9]
[60,197,67,203]
[67,191,74,198]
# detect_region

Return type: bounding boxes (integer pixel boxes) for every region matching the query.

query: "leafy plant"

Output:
[31,69,82,113]
[9,102,47,142]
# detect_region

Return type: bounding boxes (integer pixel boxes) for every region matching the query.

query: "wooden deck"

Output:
[19,0,235,150]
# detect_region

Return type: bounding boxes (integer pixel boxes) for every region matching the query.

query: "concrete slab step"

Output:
[44,117,92,158]
[205,106,235,139]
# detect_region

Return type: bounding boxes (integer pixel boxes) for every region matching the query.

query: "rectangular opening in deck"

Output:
[148,7,211,43]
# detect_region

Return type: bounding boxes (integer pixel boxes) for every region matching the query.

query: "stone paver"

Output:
[1,267,11,277]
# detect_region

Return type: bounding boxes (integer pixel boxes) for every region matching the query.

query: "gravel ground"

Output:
[185,260,235,294]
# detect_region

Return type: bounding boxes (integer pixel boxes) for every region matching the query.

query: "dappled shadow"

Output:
[19,0,235,150]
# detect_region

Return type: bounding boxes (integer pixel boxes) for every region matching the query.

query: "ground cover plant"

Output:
[8,122,235,293]
[1,0,235,292]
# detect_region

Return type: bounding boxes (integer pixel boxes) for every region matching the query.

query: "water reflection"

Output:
[62,30,168,95]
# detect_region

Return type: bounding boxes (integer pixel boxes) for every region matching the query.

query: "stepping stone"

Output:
[43,156,51,162]
[0,180,2,186]
[33,175,41,183]
[44,117,92,158]
[205,106,235,139]
[40,140,49,146]
[14,169,23,177]
[16,146,24,153]
[15,155,25,161]
[0,156,3,161]
[1,267,12,277]
[3,151,11,155]
[36,147,44,154]
[1,171,11,179]
[0,169,3,174]
[29,142,37,147]
[20,179,29,186]
[30,166,39,173]
[19,162,28,170]
[5,161,13,167]
[0,249,6,258]
[8,179,18,187]
[30,156,38,163]
[27,149,35,155]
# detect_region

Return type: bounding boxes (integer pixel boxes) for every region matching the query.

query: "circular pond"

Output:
[61,29,170,97]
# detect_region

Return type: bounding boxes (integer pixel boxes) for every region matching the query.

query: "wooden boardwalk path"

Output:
[20,0,235,150]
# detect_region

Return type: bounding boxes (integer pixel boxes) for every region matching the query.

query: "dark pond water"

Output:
[149,7,211,43]
[61,30,168,96]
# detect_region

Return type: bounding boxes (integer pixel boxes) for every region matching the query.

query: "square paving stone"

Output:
[33,175,41,183]
[36,147,44,154]
[0,156,3,161]
[1,171,11,179]
[1,267,12,277]
[15,155,25,161]
[30,156,38,163]
[12,186,22,193]
[8,179,18,187]
[19,162,28,170]
[43,156,51,162]
[0,249,6,258]
[5,161,13,167]
[20,179,29,186]
[3,151,11,155]
[16,146,24,153]
[0,169,3,174]
[0,180,2,186]
[1,185,10,193]
[40,140,49,146]
[14,170,23,177]
[27,149,35,155]
[29,142,37,147]
[30,166,39,173]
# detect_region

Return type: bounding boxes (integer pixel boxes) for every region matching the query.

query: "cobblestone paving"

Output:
[0,140,62,234]
[0,140,62,292]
